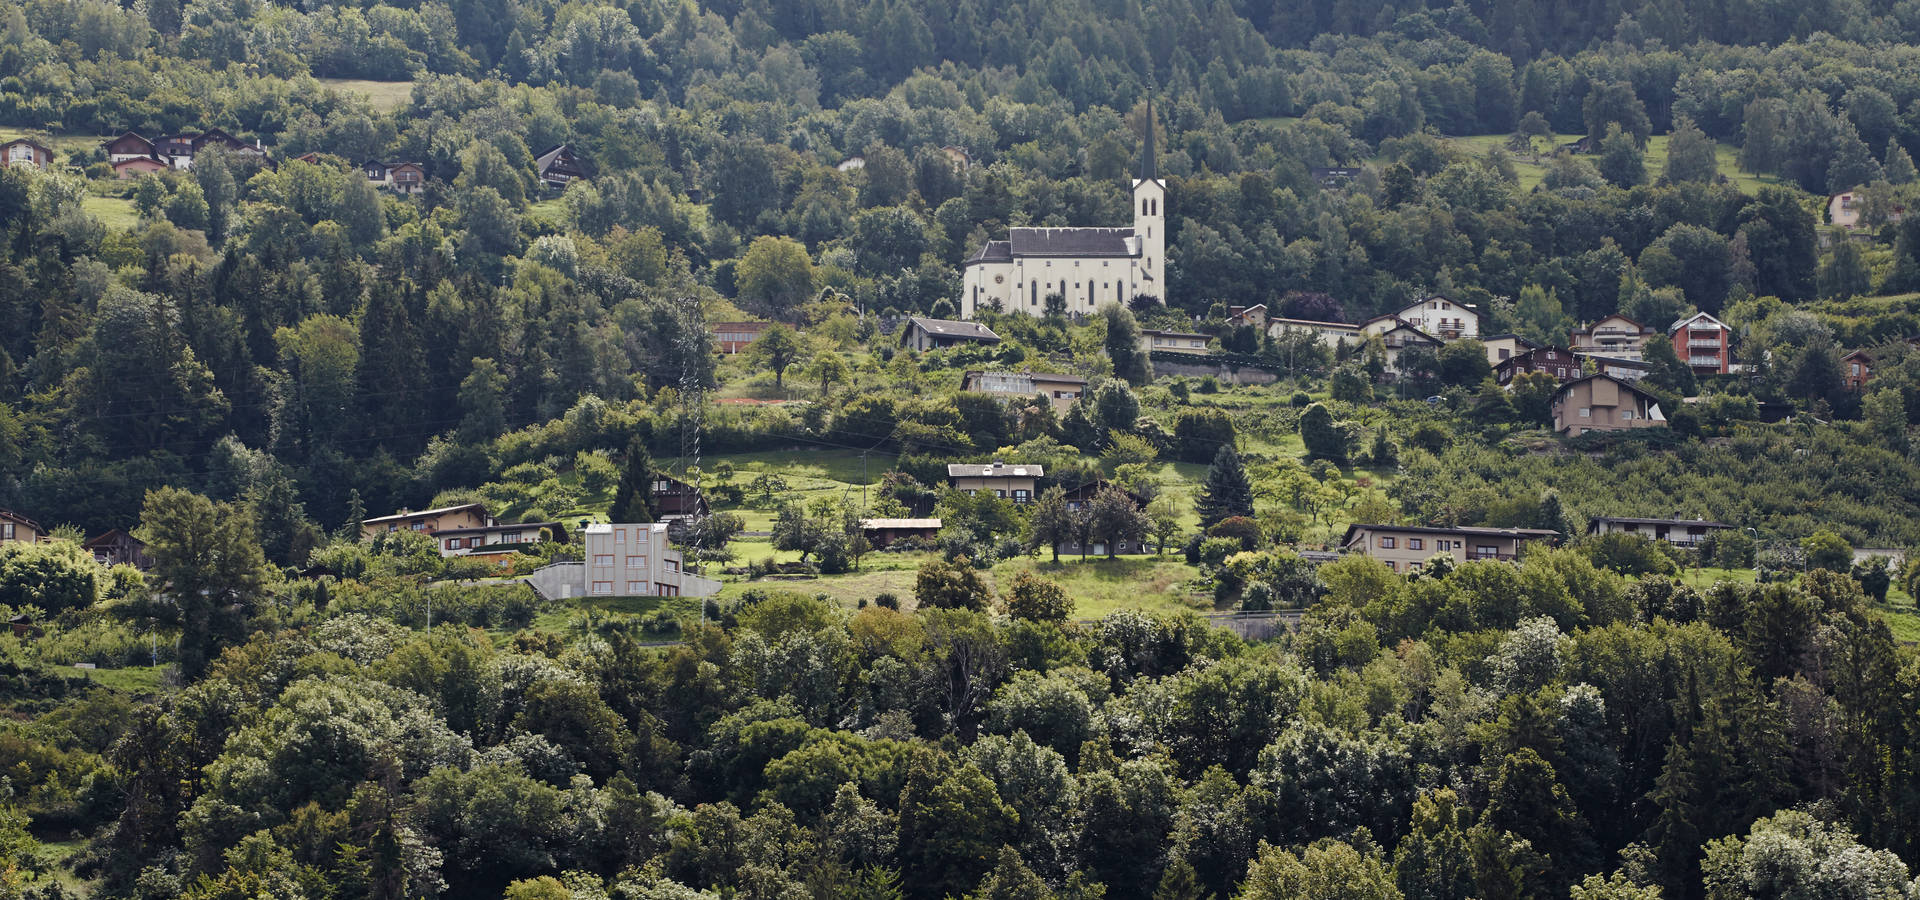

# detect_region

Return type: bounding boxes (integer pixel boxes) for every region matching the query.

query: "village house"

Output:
[361,502,492,538]
[1341,523,1559,572]
[1586,516,1732,550]
[1,138,54,169]
[1480,333,1539,366]
[1139,328,1213,354]
[1055,480,1151,556]
[362,160,427,195]
[1584,355,1652,381]
[1571,314,1657,360]
[961,102,1164,316]
[1494,346,1584,385]
[1226,304,1268,329]
[1828,190,1903,231]
[82,530,150,570]
[526,522,720,599]
[1309,166,1364,188]
[1389,296,1478,340]
[1842,349,1873,390]
[710,322,772,354]
[1372,319,1445,377]
[1670,312,1734,374]
[948,462,1043,503]
[1267,316,1363,348]
[1550,374,1668,435]
[960,370,1088,413]
[432,521,565,564]
[0,511,43,545]
[901,317,1002,352]
[535,144,589,191]
[103,128,268,173]
[651,473,710,519]
[861,518,942,549]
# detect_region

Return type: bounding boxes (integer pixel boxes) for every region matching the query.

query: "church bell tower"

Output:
[1132,96,1165,304]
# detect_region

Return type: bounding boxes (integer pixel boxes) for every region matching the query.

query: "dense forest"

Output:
[4,0,1920,896]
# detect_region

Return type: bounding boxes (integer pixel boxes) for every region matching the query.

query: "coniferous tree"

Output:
[1299,403,1348,462]
[1197,446,1255,528]
[610,438,655,523]
[1884,138,1917,185]
[1103,304,1152,386]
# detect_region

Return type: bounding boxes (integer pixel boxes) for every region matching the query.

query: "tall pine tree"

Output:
[610,437,655,523]
[1197,446,1255,527]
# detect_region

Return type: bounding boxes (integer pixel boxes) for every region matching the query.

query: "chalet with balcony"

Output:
[1226,304,1268,328]
[433,521,564,564]
[536,144,590,191]
[1340,523,1558,572]
[82,530,150,570]
[652,473,709,518]
[1370,319,1444,376]
[1390,296,1478,340]
[1495,346,1584,384]
[1,138,53,169]
[361,503,492,538]
[961,370,1088,412]
[947,462,1043,503]
[1669,313,1733,374]
[1570,315,1656,360]
[364,160,426,195]
[1586,516,1731,549]
[1550,374,1667,435]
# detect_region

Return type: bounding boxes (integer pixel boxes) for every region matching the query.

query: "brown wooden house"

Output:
[536,144,590,190]
[1,138,54,169]
[83,529,151,570]
[1494,346,1584,385]
[861,518,942,549]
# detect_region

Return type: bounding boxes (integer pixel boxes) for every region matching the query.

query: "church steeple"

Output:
[1139,95,1157,182]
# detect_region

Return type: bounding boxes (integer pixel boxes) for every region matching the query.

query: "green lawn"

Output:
[82,196,139,230]
[316,78,415,113]
[70,664,168,694]
[1677,566,1759,589]
[526,198,569,227]
[1442,131,1803,197]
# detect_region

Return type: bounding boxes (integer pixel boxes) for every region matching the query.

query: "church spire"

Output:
[1139,95,1158,182]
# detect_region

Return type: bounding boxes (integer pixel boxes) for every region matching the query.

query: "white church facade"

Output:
[960,104,1166,319]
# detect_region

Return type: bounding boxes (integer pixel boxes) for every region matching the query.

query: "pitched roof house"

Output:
[947,462,1043,503]
[710,321,773,354]
[535,144,590,190]
[960,370,1088,412]
[902,317,1001,352]
[1587,516,1731,549]
[1390,296,1478,340]
[1494,346,1584,385]
[1570,314,1656,360]
[0,511,42,545]
[82,530,151,570]
[1341,523,1558,571]
[1140,329,1213,354]
[361,503,493,538]
[1,138,54,169]
[1842,349,1873,390]
[1550,374,1667,435]
[1670,312,1734,374]
[861,518,942,549]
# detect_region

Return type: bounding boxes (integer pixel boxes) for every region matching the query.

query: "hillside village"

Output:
[13,0,1920,892]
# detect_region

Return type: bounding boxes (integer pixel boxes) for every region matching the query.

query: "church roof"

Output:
[1140,95,1158,181]
[1008,227,1137,258]
[965,240,1013,265]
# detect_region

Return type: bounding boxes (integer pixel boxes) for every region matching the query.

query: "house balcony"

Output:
[1688,356,1722,368]
[1687,339,1722,349]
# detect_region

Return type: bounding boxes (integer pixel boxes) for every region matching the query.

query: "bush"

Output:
[1207,516,1263,550]
[1290,392,1312,407]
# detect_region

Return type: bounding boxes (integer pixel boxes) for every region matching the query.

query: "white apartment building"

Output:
[527,522,721,599]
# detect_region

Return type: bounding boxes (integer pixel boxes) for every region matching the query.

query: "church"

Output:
[959,104,1165,319]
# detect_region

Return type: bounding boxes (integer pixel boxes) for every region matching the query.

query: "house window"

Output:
[593,554,615,567]
[1380,537,1396,549]
[1409,539,1423,550]
[412,522,427,530]
[1385,561,1397,572]
[665,558,679,573]
[591,581,614,595]
[445,538,462,550]
[995,489,1006,498]
[627,581,646,594]
[616,529,625,543]
[635,529,649,544]
[656,583,679,597]
[1579,407,1590,418]
[627,555,647,569]
[1013,489,1031,502]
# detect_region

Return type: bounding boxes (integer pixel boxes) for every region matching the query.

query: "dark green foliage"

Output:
[1299,403,1348,462]
[610,438,655,524]
[1196,447,1255,528]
